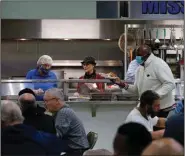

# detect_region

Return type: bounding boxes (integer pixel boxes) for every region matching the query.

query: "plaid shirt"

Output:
[55,105,89,150]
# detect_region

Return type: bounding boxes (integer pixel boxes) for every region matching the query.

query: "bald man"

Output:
[142,138,184,156]
[18,88,56,134]
[115,44,175,118]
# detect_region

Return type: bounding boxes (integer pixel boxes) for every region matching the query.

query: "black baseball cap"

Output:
[18,88,36,97]
[81,56,96,65]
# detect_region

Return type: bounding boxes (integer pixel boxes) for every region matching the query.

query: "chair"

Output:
[87,131,98,149]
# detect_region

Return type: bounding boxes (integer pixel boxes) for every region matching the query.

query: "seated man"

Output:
[125,90,166,140]
[18,88,56,134]
[18,88,45,113]
[1,100,67,156]
[164,111,184,146]
[113,122,152,156]
[44,88,89,155]
[167,99,184,119]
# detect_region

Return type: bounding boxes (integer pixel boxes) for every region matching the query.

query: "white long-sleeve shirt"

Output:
[124,53,175,109]
[125,59,140,83]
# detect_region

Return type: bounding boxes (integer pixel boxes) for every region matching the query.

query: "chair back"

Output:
[87,131,98,149]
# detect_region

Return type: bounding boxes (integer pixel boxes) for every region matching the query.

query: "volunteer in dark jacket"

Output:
[18,88,56,134]
[77,56,104,94]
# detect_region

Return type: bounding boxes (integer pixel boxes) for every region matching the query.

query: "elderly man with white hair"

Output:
[26,55,57,101]
[44,88,89,156]
[1,100,68,156]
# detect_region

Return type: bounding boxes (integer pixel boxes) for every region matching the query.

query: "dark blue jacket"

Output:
[164,112,184,146]
[2,124,68,156]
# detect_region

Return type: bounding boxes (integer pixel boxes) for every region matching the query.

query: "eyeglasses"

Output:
[44,98,57,103]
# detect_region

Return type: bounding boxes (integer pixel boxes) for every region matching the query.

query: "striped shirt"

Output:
[54,105,89,150]
[125,59,140,83]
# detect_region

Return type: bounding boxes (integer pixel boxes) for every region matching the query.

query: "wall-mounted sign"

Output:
[142,1,184,15]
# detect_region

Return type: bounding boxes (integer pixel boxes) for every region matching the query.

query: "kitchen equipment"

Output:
[78,84,91,95]
[178,26,184,50]
[52,70,65,88]
[118,32,136,53]
[116,94,138,101]
[1,81,34,96]
[161,28,167,49]
[142,28,146,44]
[149,28,153,49]
[90,92,112,101]
[175,79,184,100]
[169,25,176,49]
[68,77,78,88]
[68,96,90,102]
[136,29,142,46]
[154,28,160,43]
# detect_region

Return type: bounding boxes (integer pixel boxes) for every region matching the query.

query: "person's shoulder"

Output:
[37,106,46,113]
[126,108,141,120]
[79,75,84,79]
[26,69,37,79]
[59,107,74,114]
[27,69,36,75]
[96,73,104,79]
[129,108,140,115]
[130,59,138,64]
[49,71,57,78]
[152,55,168,66]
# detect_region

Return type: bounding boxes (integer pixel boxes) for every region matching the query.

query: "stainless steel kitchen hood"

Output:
[2,19,183,39]
[1,19,130,39]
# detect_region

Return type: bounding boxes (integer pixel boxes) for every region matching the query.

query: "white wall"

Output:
[70,104,135,152]
[1,1,96,19]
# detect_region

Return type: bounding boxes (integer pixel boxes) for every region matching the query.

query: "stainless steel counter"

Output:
[39,100,139,117]
[1,95,138,117]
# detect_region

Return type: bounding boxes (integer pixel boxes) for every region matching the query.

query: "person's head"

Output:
[140,90,160,115]
[142,138,184,156]
[1,100,24,128]
[43,88,65,113]
[18,88,36,97]
[83,149,112,156]
[136,44,152,65]
[81,56,96,74]
[113,122,152,156]
[37,55,53,75]
[18,93,36,114]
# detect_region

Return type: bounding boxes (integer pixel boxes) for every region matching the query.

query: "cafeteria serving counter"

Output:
[1,78,183,117]
[1,79,139,117]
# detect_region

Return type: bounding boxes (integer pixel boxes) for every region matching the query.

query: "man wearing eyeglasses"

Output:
[114,44,176,118]
[43,88,89,156]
